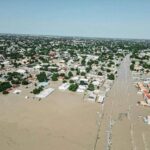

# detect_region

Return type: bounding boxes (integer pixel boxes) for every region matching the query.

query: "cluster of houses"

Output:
[1,34,146,104]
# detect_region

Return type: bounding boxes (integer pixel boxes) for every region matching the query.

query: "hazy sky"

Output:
[0,0,150,39]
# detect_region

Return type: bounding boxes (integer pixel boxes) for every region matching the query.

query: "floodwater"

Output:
[0,83,99,150]
[95,55,150,150]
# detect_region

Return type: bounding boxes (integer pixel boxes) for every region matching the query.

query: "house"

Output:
[88,92,97,102]
[77,85,87,93]
[97,95,105,103]
[144,116,150,125]
[59,83,70,90]
[16,69,26,74]
[35,88,54,99]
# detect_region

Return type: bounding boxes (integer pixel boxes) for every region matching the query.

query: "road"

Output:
[95,55,150,150]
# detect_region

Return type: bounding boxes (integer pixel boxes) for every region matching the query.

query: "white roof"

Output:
[59,83,70,90]
[97,95,105,103]
[71,76,79,81]
[88,92,96,102]
[17,69,26,74]
[77,85,87,93]
[80,78,88,82]
[34,65,41,69]
[35,88,54,98]
[13,89,21,94]
[92,80,100,86]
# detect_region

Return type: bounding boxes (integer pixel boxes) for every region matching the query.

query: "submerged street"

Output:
[95,55,150,150]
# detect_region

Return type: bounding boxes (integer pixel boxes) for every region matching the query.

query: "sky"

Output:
[0,0,150,39]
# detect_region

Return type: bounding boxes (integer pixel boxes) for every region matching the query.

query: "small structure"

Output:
[77,85,87,93]
[16,69,26,74]
[97,95,105,103]
[35,88,54,99]
[88,92,97,102]
[71,76,79,82]
[37,82,49,88]
[144,116,150,125]
[59,83,70,90]
[13,89,21,94]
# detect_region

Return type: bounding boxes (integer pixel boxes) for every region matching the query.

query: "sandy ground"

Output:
[0,82,100,150]
[95,55,150,150]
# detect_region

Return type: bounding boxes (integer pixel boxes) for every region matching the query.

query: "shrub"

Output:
[3,90,9,95]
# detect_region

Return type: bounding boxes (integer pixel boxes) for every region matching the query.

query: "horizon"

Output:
[1,32,150,41]
[0,0,150,39]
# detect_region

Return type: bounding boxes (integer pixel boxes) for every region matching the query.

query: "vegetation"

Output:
[51,73,59,81]
[32,86,43,94]
[107,74,115,80]
[37,72,48,82]
[87,83,95,91]
[68,83,78,92]
[0,82,12,92]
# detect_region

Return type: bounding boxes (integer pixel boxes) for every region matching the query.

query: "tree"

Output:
[130,64,134,71]
[51,73,59,81]
[80,72,86,76]
[11,79,21,85]
[32,86,43,94]
[69,80,74,83]
[68,71,73,78]
[0,82,12,92]
[87,83,95,91]
[107,74,115,80]
[22,80,29,85]
[98,72,102,76]
[69,83,78,92]
[37,72,48,82]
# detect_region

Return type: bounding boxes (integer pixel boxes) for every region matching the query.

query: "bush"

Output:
[63,80,67,83]
[22,80,29,85]
[106,69,111,73]
[98,72,102,76]
[130,64,134,71]
[3,90,9,95]
[80,72,86,76]
[11,80,21,85]
[32,86,43,94]
[69,80,74,83]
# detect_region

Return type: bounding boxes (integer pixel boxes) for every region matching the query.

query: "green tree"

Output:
[107,74,115,80]
[68,71,73,78]
[87,83,95,91]
[0,82,12,92]
[51,73,59,81]
[37,72,48,82]
[69,83,78,92]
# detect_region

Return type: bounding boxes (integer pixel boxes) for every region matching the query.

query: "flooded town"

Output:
[0,34,150,150]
